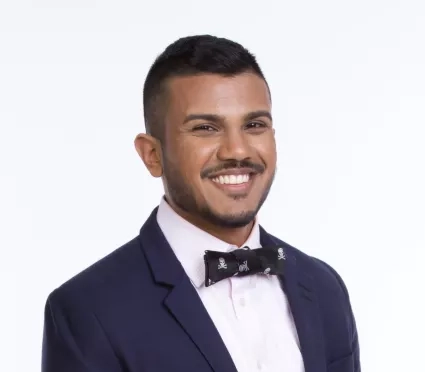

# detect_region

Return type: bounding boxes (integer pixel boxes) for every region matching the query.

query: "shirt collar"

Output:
[156,197,261,288]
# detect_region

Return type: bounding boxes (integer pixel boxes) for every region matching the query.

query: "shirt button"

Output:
[239,297,246,306]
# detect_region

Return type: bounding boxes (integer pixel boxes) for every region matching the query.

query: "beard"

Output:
[161,157,276,228]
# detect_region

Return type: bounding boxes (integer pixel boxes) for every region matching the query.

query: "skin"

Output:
[135,72,277,246]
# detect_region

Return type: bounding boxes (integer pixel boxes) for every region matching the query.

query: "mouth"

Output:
[211,173,251,185]
[209,172,256,194]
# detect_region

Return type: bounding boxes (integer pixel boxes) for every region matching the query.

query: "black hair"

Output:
[142,34,269,142]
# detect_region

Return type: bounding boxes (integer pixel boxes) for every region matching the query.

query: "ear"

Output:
[134,133,163,178]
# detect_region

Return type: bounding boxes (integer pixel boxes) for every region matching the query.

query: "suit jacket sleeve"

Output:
[319,259,361,372]
[41,292,122,372]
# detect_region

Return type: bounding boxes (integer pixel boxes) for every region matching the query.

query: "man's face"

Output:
[161,72,276,228]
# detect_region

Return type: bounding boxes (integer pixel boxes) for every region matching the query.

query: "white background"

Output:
[1,0,425,371]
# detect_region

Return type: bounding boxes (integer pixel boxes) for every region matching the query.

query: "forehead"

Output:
[164,73,271,118]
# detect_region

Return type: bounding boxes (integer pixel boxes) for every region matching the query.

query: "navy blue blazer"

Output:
[42,207,360,372]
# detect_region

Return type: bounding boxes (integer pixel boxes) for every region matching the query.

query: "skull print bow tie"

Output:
[204,245,286,287]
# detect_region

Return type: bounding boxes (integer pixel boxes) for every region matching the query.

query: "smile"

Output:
[211,174,250,185]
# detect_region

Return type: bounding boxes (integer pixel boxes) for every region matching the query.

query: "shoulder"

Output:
[46,236,145,311]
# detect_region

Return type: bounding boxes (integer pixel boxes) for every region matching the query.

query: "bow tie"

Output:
[204,245,286,287]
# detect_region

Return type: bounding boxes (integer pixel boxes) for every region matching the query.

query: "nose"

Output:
[216,129,251,161]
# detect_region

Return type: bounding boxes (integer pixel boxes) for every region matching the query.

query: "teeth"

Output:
[211,174,250,185]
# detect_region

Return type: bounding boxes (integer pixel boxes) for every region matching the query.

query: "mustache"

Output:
[201,160,265,179]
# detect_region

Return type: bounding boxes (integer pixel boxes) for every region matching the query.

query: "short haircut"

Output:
[142,35,269,142]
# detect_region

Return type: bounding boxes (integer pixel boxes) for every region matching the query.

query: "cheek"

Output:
[252,136,277,165]
[180,141,216,173]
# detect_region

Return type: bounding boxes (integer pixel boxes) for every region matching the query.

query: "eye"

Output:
[192,124,217,132]
[246,121,267,129]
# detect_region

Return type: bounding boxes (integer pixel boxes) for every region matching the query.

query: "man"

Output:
[42,35,360,372]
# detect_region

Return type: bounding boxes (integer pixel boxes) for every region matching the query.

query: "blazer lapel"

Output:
[139,208,237,372]
[260,227,327,372]
[164,278,237,372]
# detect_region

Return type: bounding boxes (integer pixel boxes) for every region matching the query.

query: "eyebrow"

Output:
[182,110,272,124]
